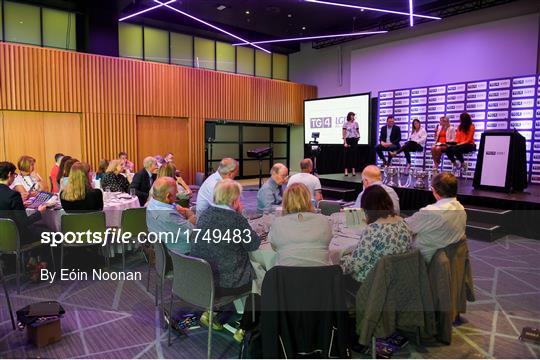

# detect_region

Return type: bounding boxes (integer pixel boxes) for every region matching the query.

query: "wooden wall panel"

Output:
[42,112,82,180]
[136,116,189,179]
[0,42,317,182]
[2,111,46,182]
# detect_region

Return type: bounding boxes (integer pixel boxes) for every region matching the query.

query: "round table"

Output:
[248,212,366,292]
[30,192,140,231]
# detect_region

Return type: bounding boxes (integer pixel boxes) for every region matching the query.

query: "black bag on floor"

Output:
[16,301,65,327]
[240,327,262,359]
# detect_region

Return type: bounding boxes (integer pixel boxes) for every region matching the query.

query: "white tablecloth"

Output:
[248,212,366,291]
[28,192,140,231]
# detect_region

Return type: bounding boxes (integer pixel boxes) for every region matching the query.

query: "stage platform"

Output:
[319,173,540,240]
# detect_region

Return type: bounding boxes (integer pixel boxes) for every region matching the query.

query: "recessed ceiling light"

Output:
[245,10,250,15]
[302,26,306,30]
[216,5,226,11]
[360,8,364,12]
[287,14,292,18]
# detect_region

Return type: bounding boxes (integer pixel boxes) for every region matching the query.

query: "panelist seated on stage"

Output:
[129,156,158,206]
[405,172,466,262]
[341,185,412,283]
[353,165,400,214]
[146,177,195,254]
[375,115,402,166]
[257,163,289,214]
[269,183,332,267]
[389,118,427,170]
[431,116,456,172]
[196,157,238,215]
[286,158,323,203]
[60,162,104,213]
[445,112,476,172]
[0,161,48,245]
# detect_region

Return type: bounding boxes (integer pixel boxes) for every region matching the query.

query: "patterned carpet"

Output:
[1,194,539,359]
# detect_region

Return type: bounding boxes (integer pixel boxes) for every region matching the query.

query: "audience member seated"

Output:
[445,112,476,172]
[353,165,400,214]
[286,158,323,203]
[196,157,238,214]
[60,162,104,212]
[118,151,134,173]
[59,158,78,193]
[269,183,331,266]
[164,152,175,164]
[257,163,289,214]
[190,179,260,334]
[341,185,412,283]
[95,159,109,182]
[431,116,456,172]
[56,155,72,191]
[405,172,466,262]
[389,118,427,171]
[154,155,165,168]
[0,161,47,244]
[12,156,44,197]
[101,159,130,193]
[156,163,192,204]
[146,177,195,254]
[375,115,401,166]
[130,156,158,206]
[49,153,63,193]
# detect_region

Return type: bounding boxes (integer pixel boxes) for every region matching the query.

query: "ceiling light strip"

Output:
[119,0,176,22]
[232,31,387,46]
[153,0,270,53]
[409,0,414,26]
[304,0,441,20]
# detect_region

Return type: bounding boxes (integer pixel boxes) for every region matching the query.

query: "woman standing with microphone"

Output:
[342,112,360,176]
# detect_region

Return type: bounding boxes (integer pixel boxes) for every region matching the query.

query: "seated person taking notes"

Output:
[257,163,288,214]
[196,157,238,215]
[405,172,466,262]
[286,158,323,203]
[341,185,412,283]
[146,177,195,254]
[353,165,400,214]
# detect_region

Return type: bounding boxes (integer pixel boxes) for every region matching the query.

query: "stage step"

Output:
[321,186,357,202]
[464,205,512,241]
[466,221,506,242]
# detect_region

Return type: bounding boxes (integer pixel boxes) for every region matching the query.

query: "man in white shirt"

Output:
[405,172,466,262]
[286,158,323,202]
[195,157,238,215]
[353,165,400,214]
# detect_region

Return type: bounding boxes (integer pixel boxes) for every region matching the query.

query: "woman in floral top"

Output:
[341,185,412,283]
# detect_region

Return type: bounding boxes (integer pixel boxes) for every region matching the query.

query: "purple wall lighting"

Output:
[377,74,540,183]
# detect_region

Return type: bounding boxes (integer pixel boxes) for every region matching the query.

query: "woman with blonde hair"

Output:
[58,157,79,192]
[12,155,44,197]
[268,183,332,266]
[60,162,103,212]
[101,159,129,193]
[431,116,456,172]
[156,163,192,205]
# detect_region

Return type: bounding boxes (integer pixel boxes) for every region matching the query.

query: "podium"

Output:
[473,130,527,192]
